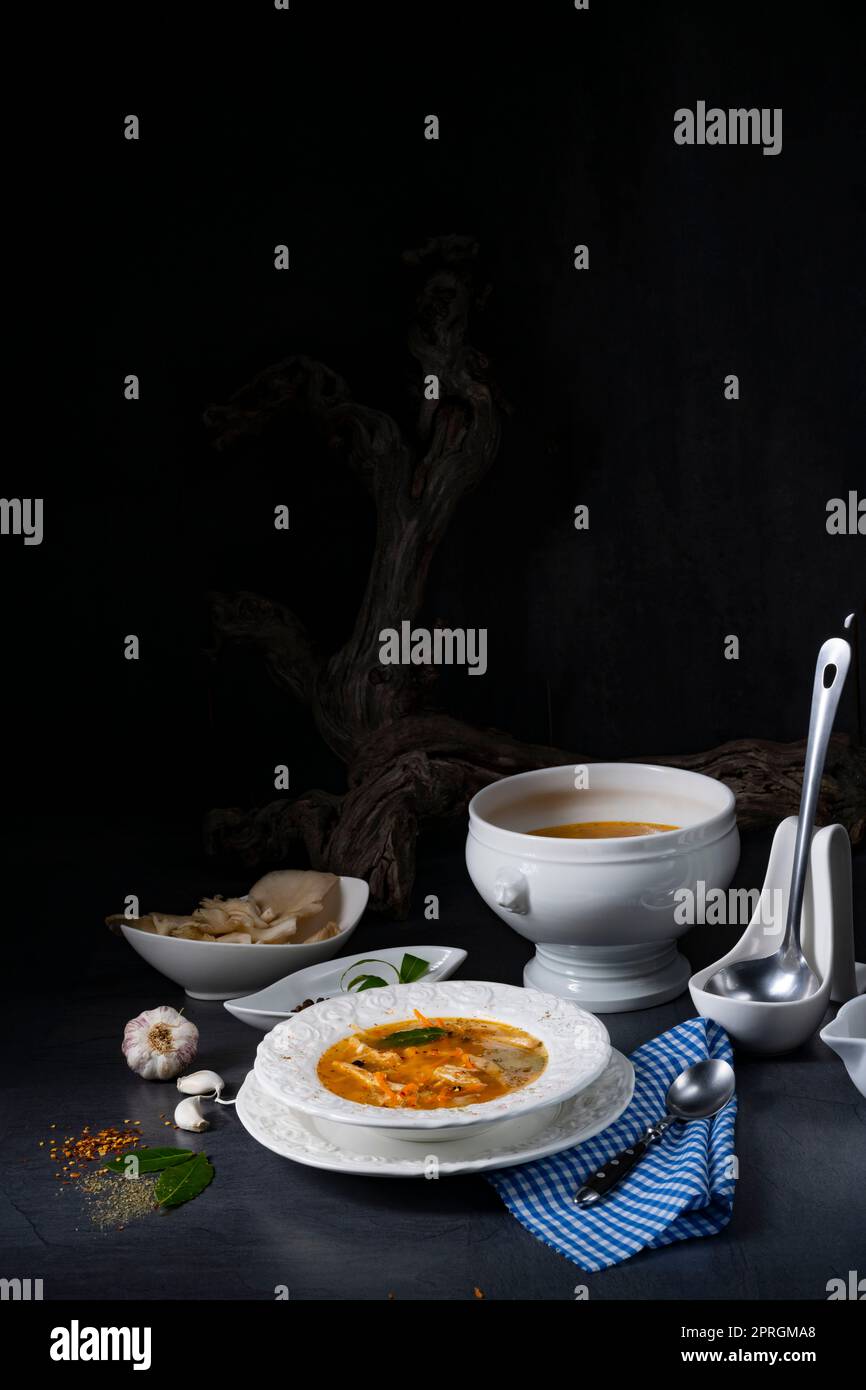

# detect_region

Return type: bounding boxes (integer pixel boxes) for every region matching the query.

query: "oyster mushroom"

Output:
[107,868,342,945]
[248,870,338,942]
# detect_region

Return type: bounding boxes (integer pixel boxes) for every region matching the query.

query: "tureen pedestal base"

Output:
[524,940,691,1013]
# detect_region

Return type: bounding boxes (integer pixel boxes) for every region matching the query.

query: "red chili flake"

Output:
[43,1123,142,1180]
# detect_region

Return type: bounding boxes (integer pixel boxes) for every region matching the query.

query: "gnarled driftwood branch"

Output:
[203,236,865,915]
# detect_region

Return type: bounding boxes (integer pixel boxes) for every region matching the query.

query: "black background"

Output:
[2,1,865,1315]
[7,1,865,970]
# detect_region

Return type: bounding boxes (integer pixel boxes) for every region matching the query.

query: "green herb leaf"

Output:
[154,1153,214,1209]
[340,953,432,993]
[377,1026,448,1048]
[340,958,400,991]
[102,1147,194,1175]
[346,974,390,992]
[398,953,431,984]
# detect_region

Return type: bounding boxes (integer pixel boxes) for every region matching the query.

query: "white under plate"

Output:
[224,945,468,1031]
[235,1049,634,1177]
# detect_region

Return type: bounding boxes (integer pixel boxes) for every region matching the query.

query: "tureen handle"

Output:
[494,868,529,914]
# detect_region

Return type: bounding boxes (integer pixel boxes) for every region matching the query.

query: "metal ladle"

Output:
[704,635,851,1004]
[574,1058,735,1206]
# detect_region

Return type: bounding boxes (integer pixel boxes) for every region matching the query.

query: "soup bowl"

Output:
[466,763,739,1012]
[253,980,611,1141]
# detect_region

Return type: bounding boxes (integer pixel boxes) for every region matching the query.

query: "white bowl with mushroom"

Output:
[113,872,369,999]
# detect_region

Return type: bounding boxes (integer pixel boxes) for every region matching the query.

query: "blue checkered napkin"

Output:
[486,1018,737,1272]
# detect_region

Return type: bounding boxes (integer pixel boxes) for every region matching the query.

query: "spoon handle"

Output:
[573,1116,675,1206]
[783,637,851,955]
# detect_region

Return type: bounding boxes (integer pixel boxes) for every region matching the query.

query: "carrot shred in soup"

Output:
[317,1010,548,1109]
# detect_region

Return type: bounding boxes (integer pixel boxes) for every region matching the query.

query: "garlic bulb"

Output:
[177,1069,224,1097]
[174,1096,210,1132]
[122,1006,199,1081]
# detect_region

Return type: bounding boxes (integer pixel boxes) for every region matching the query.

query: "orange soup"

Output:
[317,1012,547,1110]
[529,820,678,838]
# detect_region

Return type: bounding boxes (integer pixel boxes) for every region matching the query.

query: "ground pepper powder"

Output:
[77,1169,158,1230]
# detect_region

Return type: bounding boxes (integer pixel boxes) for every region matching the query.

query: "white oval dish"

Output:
[236,1049,634,1177]
[119,876,369,1000]
[224,945,468,1031]
[254,980,611,1138]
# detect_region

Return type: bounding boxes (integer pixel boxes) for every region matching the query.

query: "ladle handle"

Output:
[784,637,851,954]
[573,1116,675,1206]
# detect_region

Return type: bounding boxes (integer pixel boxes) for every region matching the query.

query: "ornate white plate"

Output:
[254,980,611,1133]
[236,1050,634,1177]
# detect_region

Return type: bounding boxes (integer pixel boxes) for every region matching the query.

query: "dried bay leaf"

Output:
[154,1153,214,1208]
[102,1147,194,1175]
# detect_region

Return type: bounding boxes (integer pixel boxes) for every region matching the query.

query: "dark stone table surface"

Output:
[2,820,864,1301]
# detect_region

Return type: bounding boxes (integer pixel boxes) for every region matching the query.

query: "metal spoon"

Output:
[573,1058,735,1206]
[704,635,851,1004]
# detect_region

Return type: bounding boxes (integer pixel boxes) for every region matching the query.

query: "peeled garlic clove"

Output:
[122,1006,199,1081]
[177,1069,224,1097]
[174,1096,210,1132]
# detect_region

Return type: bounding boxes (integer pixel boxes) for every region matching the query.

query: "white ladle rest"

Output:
[689,817,864,1055]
